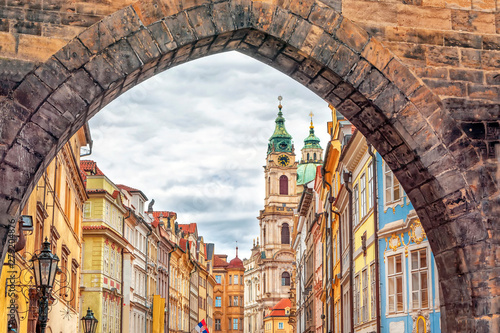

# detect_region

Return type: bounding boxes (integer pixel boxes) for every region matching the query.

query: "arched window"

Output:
[267,177,270,195]
[282,272,290,286]
[307,153,310,160]
[263,227,266,246]
[281,223,290,244]
[314,153,317,160]
[279,175,288,195]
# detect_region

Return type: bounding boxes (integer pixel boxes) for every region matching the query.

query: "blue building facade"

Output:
[376,153,441,333]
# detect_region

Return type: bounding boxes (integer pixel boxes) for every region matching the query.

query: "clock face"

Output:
[278,154,290,167]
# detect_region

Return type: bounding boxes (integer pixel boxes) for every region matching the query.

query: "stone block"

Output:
[273,53,299,75]
[0,164,30,200]
[180,0,211,11]
[444,31,483,48]
[102,6,143,40]
[461,48,482,68]
[423,78,466,97]
[34,56,70,90]
[308,2,340,34]
[187,5,216,39]
[384,58,422,96]
[17,121,57,158]
[230,0,252,29]
[13,20,42,36]
[164,12,195,45]
[357,105,385,131]
[252,1,274,31]
[345,59,371,88]
[310,32,339,66]
[290,69,312,86]
[54,38,92,71]
[105,39,142,75]
[451,9,496,33]
[436,169,468,197]
[244,29,266,47]
[426,45,460,67]
[398,4,452,30]
[449,68,484,83]
[288,19,312,50]
[47,83,87,122]
[343,1,397,26]
[78,21,116,55]
[358,69,389,100]
[335,18,369,53]
[148,20,177,53]
[127,29,161,64]
[64,69,103,104]
[398,103,426,135]
[412,66,448,79]
[257,37,285,60]
[468,83,500,100]
[481,50,500,70]
[361,38,394,72]
[61,12,101,28]
[0,99,30,146]
[384,26,444,46]
[288,0,315,18]
[132,0,169,26]
[409,85,441,118]
[320,69,343,86]
[13,74,52,111]
[384,41,427,67]
[328,44,360,78]
[268,7,297,41]
[298,58,322,78]
[30,102,71,142]
[337,98,361,119]
[413,125,441,154]
[281,45,305,62]
[212,1,235,34]
[429,108,464,146]
[332,82,354,100]
[365,129,393,155]
[483,35,500,50]
[84,53,124,89]
[307,75,335,99]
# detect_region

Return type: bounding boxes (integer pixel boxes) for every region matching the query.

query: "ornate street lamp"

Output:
[30,238,59,333]
[81,308,98,333]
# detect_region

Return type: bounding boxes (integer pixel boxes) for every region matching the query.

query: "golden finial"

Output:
[278,95,283,110]
[309,112,314,129]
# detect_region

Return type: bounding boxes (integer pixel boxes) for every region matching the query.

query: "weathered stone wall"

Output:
[0,0,499,103]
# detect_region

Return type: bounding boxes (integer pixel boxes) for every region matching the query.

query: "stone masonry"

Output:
[0,0,498,331]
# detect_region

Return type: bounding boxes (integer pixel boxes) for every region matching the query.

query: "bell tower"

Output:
[264,96,298,207]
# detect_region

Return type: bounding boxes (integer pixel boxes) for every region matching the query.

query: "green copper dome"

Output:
[297,162,321,185]
[268,102,293,155]
[303,121,322,150]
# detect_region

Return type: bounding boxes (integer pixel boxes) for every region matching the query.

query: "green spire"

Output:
[268,96,293,155]
[303,112,321,149]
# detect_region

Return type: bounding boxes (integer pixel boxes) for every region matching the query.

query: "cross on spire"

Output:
[309,112,314,128]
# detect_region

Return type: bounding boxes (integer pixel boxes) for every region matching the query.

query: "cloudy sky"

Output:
[86,51,333,260]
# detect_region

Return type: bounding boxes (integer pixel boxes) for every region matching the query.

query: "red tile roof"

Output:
[227,256,244,269]
[179,223,197,235]
[151,211,177,228]
[213,255,229,268]
[116,184,141,194]
[179,238,188,252]
[265,298,291,318]
[80,160,106,176]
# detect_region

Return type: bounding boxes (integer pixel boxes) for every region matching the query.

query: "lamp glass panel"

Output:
[33,257,41,286]
[48,258,59,286]
[40,259,50,286]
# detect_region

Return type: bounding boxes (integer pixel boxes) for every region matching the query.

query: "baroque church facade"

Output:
[244,98,322,333]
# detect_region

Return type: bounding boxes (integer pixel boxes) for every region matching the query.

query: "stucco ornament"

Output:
[409,220,427,245]
[411,310,431,333]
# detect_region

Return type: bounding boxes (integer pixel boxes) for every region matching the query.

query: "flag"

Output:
[195,319,209,333]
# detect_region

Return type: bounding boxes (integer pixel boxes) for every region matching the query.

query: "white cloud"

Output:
[87,51,332,259]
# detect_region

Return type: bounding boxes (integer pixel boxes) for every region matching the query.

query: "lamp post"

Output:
[30,238,59,333]
[81,308,98,333]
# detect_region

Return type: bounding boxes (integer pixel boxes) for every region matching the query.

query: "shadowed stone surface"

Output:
[0,0,497,331]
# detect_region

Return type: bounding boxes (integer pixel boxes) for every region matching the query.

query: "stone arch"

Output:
[0,0,496,330]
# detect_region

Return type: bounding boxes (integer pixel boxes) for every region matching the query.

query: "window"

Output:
[387,254,404,314]
[411,248,429,310]
[234,275,238,285]
[354,274,360,324]
[362,269,368,322]
[278,322,284,329]
[71,260,78,308]
[215,319,221,331]
[241,275,243,285]
[353,184,359,226]
[233,296,239,306]
[233,318,238,330]
[229,275,232,285]
[367,162,374,209]
[215,296,221,307]
[370,263,376,319]
[281,223,290,244]
[60,251,68,298]
[360,174,366,218]
[281,272,290,286]
[215,275,221,284]
[279,175,288,195]
[384,163,401,204]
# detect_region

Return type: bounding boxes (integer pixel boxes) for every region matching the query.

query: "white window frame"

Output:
[353,184,359,226]
[278,322,284,329]
[360,173,367,218]
[409,246,431,311]
[385,251,406,316]
[362,268,368,322]
[367,162,373,210]
[383,162,404,212]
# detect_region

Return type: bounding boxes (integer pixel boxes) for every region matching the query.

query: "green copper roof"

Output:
[297,162,322,185]
[268,103,293,155]
[303,120,322,150]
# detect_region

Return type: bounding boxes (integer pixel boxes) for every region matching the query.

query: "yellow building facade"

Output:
[80,160,128,333]
[0,126,90,333]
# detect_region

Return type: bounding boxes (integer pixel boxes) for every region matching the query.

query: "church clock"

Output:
[278,154,290,166]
